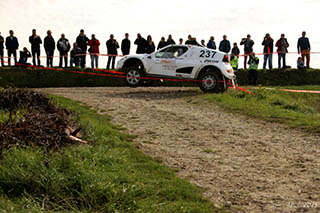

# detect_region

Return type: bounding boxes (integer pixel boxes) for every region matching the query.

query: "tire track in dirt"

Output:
[38,87,320,213]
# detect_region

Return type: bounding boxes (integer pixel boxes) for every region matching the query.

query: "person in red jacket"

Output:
[88,34,100,69]
[275,34,289,69]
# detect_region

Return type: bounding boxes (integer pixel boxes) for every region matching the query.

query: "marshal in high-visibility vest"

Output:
[230,55,239,70]
[248,53,259,85]
[248,55,259,70]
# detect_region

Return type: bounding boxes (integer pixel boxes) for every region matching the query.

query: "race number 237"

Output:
[200,50,216,58]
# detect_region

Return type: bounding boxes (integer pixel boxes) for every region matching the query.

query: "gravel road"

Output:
[38,87,320,213]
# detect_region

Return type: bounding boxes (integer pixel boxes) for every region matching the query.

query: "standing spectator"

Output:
[248,52,259,85]
[146,35,155,54]
[201,39,206,47]
[297,31,311,69]
[88,34,100,69]
[5,30,19,66]
[157,37,166,50]
[275,34,289,69]
[121,33,131,55]
[192,37,200,46]
[76,29,89,68]
[262,33,274,69]
[44,30,55,67]
[70,43,82,67]
[185,35,193,45]
[29,29,42,66]
[179,38,183,45]
[219,35,231,53]
[18,47,31,65]
[207,36,216,50]
[134,33,147,54]
[57,34,71,68]
[231,42,240,57]
[166,34,175,46]
[240,34,254,69]
[106,34,119,70]
[0,32,4,67]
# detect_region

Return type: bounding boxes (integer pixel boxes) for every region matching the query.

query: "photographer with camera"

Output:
[262,33,274,69]
[240,34,254,69]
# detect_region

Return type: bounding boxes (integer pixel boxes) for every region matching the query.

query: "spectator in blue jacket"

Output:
[5,30,19,66]
[219,35,231,53]
[297,31,311,69]
[207,36,216,50]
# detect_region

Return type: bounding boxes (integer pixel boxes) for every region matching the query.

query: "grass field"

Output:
[0,95,220,212]
[205,86,320,133]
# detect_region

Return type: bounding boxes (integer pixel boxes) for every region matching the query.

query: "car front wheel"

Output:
[199,71,225,93]
[124,68,144,87]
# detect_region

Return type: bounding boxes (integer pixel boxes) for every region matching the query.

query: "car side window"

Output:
[156,47,188,59]
[155,47,170,58]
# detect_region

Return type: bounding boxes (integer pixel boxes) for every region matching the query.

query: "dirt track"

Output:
[38,87,320,213]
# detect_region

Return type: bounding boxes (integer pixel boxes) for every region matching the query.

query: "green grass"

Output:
[0,96,220,212]
[205,86,320,133]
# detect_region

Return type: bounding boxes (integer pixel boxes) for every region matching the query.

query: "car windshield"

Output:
[155,46,188,58]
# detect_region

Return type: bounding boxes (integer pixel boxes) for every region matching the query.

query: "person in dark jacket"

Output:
[0,32,4,67]
[146,35,155,54]
[5,30,19,66]
[18,47,31,65]
[70,43,82,67]
[157,37,166,50]
[262,33,274,69]
[207,36,216,50]
[297,31,311,69]
[134,33,147,54]
[106,34,119,70]
[275,34,289,69]
[219,35,231,53]
[185,35,193,45]
[29,29,42,66]
[57,34,71,68]
[166,34,175,46]
[240,34,254,69]
[121,33,131,55]
[231,42,240,57]
[44,30,55,67]
[201,40,206,47]
[76,29,89,68]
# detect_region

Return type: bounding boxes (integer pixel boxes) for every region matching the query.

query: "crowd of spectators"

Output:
[0,29,312,70]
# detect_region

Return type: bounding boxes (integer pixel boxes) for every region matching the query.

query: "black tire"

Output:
[124,67,144,87]
[199,70,226,93]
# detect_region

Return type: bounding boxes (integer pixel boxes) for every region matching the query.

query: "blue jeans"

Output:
[263,53,273,69]
[90,55,99,69]
[70,57,80,67]
[278,53,286,68]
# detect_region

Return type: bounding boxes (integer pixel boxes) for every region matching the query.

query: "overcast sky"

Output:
[0,0,319,68]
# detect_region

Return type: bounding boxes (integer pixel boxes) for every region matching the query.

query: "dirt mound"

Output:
[0,88,84,153]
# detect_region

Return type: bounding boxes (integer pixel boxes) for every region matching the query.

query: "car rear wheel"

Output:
[199,71,226,93]
[124,68,144,87]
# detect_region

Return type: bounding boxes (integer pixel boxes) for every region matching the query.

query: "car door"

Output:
[149,47,178,77]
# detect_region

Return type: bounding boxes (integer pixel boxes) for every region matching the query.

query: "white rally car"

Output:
[116,45,236,93]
